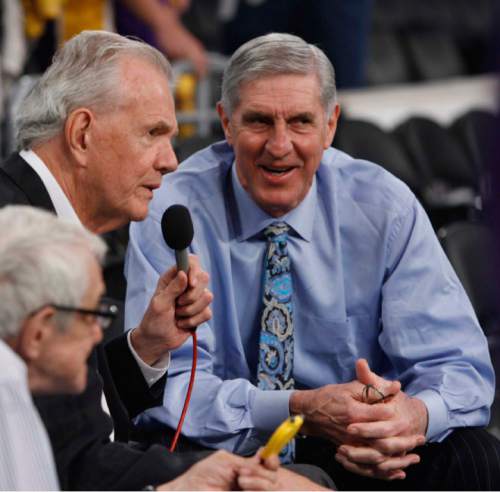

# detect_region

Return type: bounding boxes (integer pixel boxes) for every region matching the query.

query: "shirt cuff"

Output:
[413,388,451,442]
[126,329,170,387]
[251,389,294,433]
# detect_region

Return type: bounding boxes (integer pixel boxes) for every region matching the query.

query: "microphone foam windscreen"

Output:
[161,204,194,250]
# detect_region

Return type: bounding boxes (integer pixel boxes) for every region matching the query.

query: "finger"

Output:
[238,461,278,490]
[176,307,212,329]
[335,453,406,481]
[347,417,407,439]
[261,455,280,472]
[149,271,188,316]
[155,265,179,292]
[356,359,401,399]
[186,255,202,289]
[238,473,276,491]
[376,453,420,472]
[335,452,378,478]
[347,398,396,422]
[371,434,426,455]
[337,444,386,465]
[177,271,209,306]
[177,280,212,311]
[157,271,189,304]
[176,286,213,316]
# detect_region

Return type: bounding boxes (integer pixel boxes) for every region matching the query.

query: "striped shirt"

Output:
[0,340,59,491]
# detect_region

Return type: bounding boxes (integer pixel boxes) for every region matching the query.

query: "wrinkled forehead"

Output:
[235,73,325,113]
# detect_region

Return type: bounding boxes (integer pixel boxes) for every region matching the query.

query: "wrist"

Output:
[410,396,429,436]
[289,389,310,415]
[130,326,166,366]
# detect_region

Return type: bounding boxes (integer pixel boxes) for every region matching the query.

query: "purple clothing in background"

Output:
[114,0,169,49]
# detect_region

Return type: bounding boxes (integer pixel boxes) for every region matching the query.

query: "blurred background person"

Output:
[0,205,108,491]
[114,0,208,77]
[20,0,208,76]
[218,0,374,88]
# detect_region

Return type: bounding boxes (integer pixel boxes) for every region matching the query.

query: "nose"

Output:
[155,140,179,175]
[92,322,103,345]
[265,121,293,158]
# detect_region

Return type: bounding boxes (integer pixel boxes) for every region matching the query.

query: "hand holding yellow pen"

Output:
[260,415,304,459]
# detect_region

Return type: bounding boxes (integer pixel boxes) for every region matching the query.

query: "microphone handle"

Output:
[175,248,189,273]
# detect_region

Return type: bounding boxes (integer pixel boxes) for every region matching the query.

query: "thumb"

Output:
[356,359,401,398]
[159,270,189,304]
[156,265,179,292]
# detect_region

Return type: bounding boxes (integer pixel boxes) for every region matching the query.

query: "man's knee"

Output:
[285,463,335,489]
[429,428,500,490]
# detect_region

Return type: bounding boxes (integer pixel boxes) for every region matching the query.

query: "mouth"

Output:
[258,165,296,177]
[142,183,161,193]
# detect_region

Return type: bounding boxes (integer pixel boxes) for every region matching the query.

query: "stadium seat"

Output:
[395,116,480,216]
[452,109,497,173]
[439,221,500,342]
[404,30,466,81]
[439,220,500,438]
[365,31,411,86]
[333,119,421,192]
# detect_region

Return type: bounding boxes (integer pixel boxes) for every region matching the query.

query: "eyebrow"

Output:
[149,120,177,135]
[242,111,273,123]
[242,110,316,122]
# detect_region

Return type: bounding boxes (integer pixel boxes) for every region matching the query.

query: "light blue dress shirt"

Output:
[125,142,494,455]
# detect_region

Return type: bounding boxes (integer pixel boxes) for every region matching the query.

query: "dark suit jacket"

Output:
[0,154,209,490]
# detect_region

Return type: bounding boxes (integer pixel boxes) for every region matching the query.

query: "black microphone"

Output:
[161,204,194,273]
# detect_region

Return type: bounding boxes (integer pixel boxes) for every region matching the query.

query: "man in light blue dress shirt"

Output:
[125,33,500,489]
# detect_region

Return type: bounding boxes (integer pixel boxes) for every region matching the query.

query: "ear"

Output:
[323,103,341,149]
[216,102,233,145]
[64,108,94,166]
[17,306,57,362]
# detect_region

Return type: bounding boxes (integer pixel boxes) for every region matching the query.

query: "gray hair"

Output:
[0,206,107,339]
[16,30,173,150]
[220,32,337,117]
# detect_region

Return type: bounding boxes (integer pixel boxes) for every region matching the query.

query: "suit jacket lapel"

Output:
[1,153,56,212]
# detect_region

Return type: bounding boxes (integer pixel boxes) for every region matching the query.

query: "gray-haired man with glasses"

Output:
[0,205,108,490]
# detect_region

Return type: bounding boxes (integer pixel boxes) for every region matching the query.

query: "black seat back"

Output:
[439,222,500,336]
[334,119,420,192]
[395,116,478,190]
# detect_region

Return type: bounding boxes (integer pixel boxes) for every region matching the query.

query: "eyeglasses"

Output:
[49,301,119,329]
[361,384,395,404]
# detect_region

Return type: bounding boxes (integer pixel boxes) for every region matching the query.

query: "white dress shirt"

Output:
[19,150,170,417]
[0,340,60,491]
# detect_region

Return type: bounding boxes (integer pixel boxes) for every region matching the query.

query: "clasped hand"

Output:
[291,359,428,481]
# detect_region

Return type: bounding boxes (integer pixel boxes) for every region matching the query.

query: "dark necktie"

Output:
[257,222,295,462]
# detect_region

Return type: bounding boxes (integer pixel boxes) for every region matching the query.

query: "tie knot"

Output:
[264,222,289,241]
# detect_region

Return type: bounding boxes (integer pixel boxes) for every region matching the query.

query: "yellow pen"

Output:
[261,415,304,459]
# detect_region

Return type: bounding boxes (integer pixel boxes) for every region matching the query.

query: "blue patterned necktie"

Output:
[257,222,295,463]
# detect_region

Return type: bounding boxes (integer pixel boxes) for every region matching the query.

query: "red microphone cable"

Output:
[169,331,197,452]
[161,204,197,452]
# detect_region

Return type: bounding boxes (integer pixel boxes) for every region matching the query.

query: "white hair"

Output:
[221,32,337,117]
[0,206,107,339]
[16,30,173,150]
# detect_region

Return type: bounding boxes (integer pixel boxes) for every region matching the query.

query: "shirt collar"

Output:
[19,150,82,226]
[231,162,317,242]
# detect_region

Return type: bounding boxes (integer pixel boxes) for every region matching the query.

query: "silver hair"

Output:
[16,30,173,150]
[0,206,107,339]
[220,32,337,117]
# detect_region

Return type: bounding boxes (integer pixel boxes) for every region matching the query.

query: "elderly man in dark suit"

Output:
[0,30,332,491]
